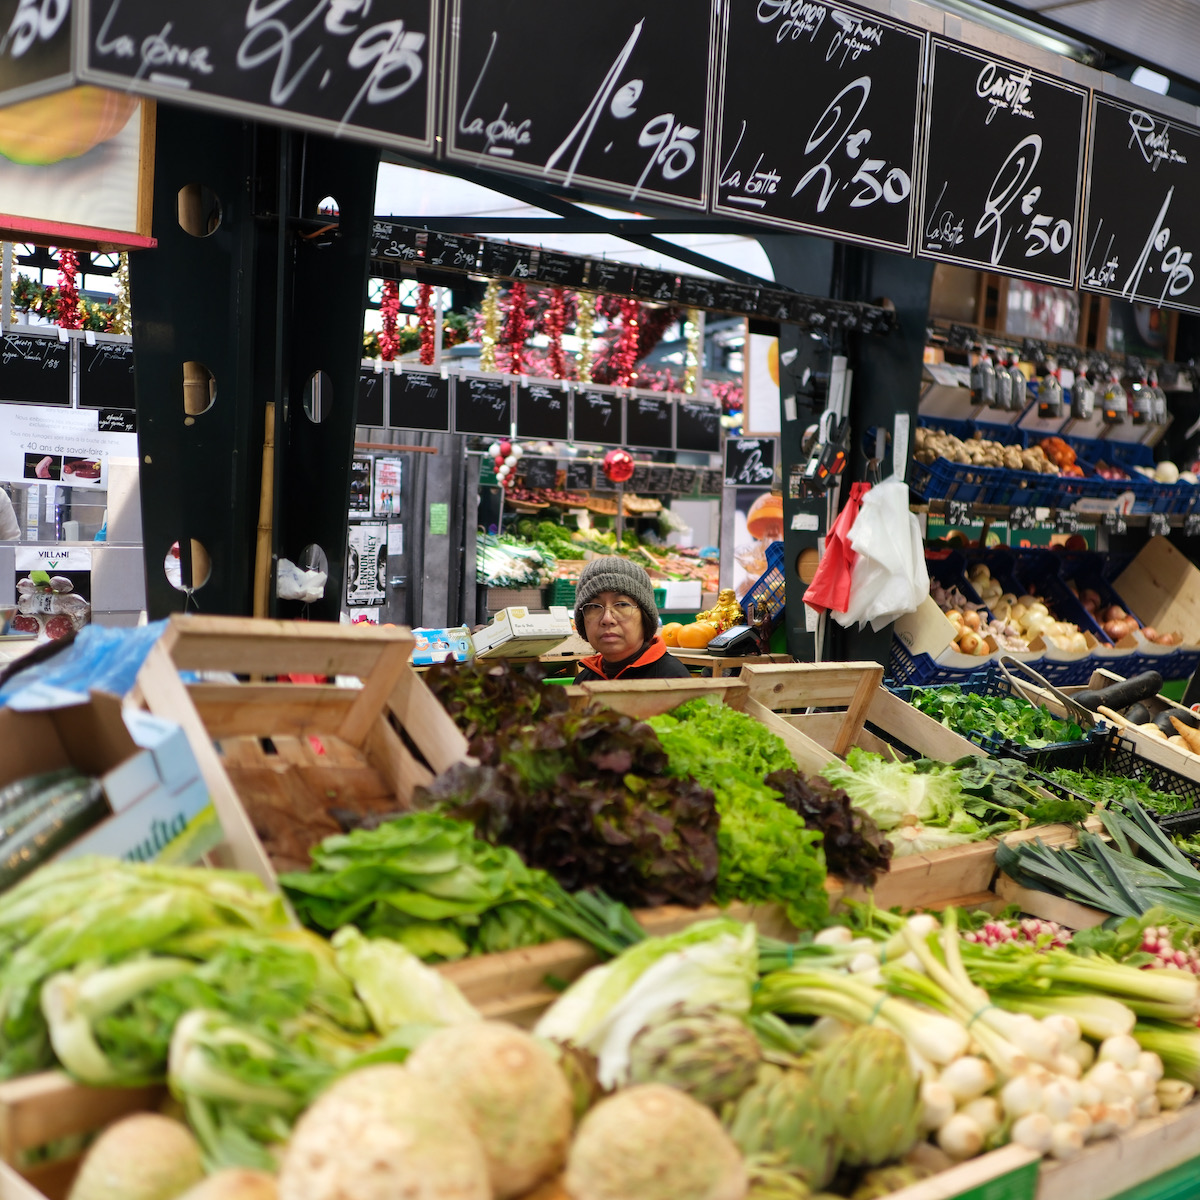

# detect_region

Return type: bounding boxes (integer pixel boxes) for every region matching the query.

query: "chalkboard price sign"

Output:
[516,382,570,441]
[389,370,450,433]
[520,457,558,489]
[573,387,622,445]
[917,39,1088,286]
[0,0,73,107]
[357,368,385,428]
[628,463,654,492]
[370,221,422,272]
[625,393,674,450]
[79,340,135,411]
[1080,94,1200,313]
[445,0,719,209]
[0,333,69,405]
[714,0,925,253]
[724,438,777,487]
[566,460,595,490]
[533,250,589,290]
[699,468,725,495]
[678,278,720,310]
[633,269,678,304]
[588,259,636,297]
[81,0,439,153]
[422,232,481,273]
[670,466,698,495]
[647,465,675,493]
[455,376,513,437]
[480,241,534,281]
[676,400,722,454]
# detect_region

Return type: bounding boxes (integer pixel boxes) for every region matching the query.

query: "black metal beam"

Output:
[375,217,760,236]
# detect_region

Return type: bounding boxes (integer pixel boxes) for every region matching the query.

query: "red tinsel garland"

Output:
[378,280,400,361]
[503,282,530,375]
[416,283,436,366]
[611,297,641,387]
[56,249,81,330]
[544,287,568,379]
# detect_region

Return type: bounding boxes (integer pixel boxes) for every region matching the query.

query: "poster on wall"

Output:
[13,545,92,640]
[0,404,137,488]
[346,522,388,607]
[349,457,373,517]
[743,332,781,437]
[731,489,783,603]
[373,457,403,517]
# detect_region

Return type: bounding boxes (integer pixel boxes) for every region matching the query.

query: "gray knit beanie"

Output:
[574,556,658,638]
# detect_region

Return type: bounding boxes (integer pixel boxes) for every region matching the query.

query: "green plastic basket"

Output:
[549,579,578,606]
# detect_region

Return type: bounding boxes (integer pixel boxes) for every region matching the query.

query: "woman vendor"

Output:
[573,557,692,683]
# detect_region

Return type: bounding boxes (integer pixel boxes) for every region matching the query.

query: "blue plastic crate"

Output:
[742,540,785,630]
[909,457,990,504]
[888,637,992,687]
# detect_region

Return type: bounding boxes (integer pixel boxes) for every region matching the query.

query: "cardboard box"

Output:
[1114,539,1200,650]
[472,605,573,658]
[122,709,203,791]
[411,626,474,666]
[0,686,222,872]
[59,776,222,866]
[662,580,702,611]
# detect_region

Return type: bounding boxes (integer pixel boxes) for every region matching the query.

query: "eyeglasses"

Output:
[580,601,641,622]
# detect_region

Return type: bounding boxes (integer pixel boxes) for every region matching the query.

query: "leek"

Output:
[1132,1023,1200,1089]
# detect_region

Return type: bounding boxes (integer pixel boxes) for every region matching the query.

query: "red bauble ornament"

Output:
[500,440,512,456]
[603,448,635,484]
[494,456,505,469]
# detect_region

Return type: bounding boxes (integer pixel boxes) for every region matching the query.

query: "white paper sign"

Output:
[0,405,136,489]
[346,522,387,606]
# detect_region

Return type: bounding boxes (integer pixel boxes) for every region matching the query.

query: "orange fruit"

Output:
[660,622,682,647]
[677,621,719,649]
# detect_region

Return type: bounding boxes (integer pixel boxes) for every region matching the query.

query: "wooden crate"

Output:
[132,615,469,880]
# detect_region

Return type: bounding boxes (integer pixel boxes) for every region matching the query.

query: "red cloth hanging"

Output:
[802,481,872,615]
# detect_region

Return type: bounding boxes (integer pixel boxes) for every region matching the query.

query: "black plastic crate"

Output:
[1101,735,1200,811]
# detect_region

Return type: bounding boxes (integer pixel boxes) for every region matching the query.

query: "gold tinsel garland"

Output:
[683,307,701,394]
[575,290,596,383]
[479,280,501,372]
[110,254,131,335]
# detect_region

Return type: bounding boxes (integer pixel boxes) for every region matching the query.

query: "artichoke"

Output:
[811,1026,922,1168]
[850,1165,930,1200]
[723,1064,839,1190]
[628,1008,762,1109]
[745,1164,812,1199]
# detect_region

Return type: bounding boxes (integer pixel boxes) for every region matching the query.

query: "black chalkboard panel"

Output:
[357,369,385,427]
[628,463,654,492]
[566,460,595,490]
[0,334,70,405]
[516,382,569,441]
[480,241,534,281]
[625,393,673,450]
[371,221,422,272]
[520,457,558,488]
[699,468,725,495]
[588,260,636,297]
[676,400,722,453]
[917,39,1088,286]
[389,370,450,433]
[633,269,678,304]
[647,465,675,493]
[533,250,589,290]
[670,466,698,495]
[572,387,622,444]
[714,0,925,253]
[0,0,73,107]
[725,438,777,487]
[80,0,439,153]
[98,409,136,433]
[678,278,720,310]
[422,231,481,273]
[446,0,719,209]
[79,340,135,411]
[1080,95,1200,313]
[454,376,512,437]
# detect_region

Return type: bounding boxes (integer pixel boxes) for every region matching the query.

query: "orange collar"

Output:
[579,635,669,680]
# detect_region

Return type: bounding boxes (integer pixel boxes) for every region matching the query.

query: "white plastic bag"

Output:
[277,558,327,603]
[833,478,929,632]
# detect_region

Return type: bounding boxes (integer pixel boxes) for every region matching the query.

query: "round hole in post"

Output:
[182,361,216,416]
[177,184,222,238]
[303,370,332,423]
[164,539,212,592]
[796,547,820,585]
[315,195,339,218]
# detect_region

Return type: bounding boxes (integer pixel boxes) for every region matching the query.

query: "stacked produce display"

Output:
[9,654,1200,1200]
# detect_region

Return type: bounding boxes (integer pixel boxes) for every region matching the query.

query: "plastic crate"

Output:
[890,664,1112,767]
[909,457,991,504]
[917,416,1027,446]
[888,637,995,687]
[1106,734,1200,815]
[548,579,578,607]
[741,540,785,631]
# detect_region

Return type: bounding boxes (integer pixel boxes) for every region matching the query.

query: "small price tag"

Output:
[1009,505,1034,530]
[1054,510,1080,534]
[946,499,973,526]
[1185,512,1200,538]
[1149,513,1172,538]
[1104,510,1128,536]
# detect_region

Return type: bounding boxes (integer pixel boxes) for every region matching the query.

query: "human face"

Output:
[582,590,645,663]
